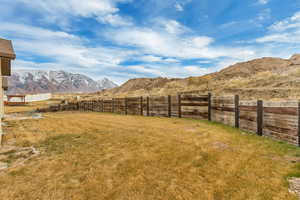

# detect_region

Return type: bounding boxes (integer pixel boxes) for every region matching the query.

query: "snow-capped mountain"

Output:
[7,70,118,94]
[97,78,118,89]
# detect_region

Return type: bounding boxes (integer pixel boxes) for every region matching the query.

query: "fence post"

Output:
[208,93,212,121]
[146,97,150,116]
[298,101,300,147]
[257,100,263,136]
[114,99,118,114]
[112,98,115,113]
[125,98,128,115]
[234,95,240,128]
[96,100,99,112]
[101,100,104,112]
[168,95,171,118]
[178,94,182,118]
[140,96,143,116]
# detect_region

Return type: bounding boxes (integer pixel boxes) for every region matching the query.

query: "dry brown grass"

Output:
[1,111,300,199]
[4,99,61,114]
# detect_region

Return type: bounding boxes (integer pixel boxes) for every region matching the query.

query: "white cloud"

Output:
[0,22,136,71]
[257,8,271,21]
[127,65,165,76]
[139,55,163,62]
[124,64,212,78]
[174,0,192,12]
[175,3,184,11]
[269,11,300,32]
[0,22,79,41]
[257,0,269,5]
[163,58,180,63]
[163,20,189,35]
[256,11,300,43]
[96,14,133,26]
[17,0,133,27]
[104,24,255,60]
[138,55,180,63]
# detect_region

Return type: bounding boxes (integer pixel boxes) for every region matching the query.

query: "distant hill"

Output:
[98,54,300,100]
[8,70,118,94]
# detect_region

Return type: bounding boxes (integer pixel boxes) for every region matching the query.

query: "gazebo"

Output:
[5,95,26,106]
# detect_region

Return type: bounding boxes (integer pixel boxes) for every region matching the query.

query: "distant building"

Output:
[4,93,52,105]
[5,95,26,106]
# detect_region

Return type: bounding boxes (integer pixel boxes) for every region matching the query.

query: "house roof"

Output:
[0,38,16,59]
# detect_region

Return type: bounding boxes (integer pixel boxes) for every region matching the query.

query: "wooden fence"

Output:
[37,93,300,147]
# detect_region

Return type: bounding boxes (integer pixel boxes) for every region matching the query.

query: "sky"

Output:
[1,0,300,84]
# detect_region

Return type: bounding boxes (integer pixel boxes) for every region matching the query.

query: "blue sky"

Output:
[1,0,300,84]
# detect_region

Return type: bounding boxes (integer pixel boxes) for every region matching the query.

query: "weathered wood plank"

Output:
[240,106,257,112]
[211,106,235,112]
[181,96,209,101]
[181,102,209,107]
[264,107,297,116]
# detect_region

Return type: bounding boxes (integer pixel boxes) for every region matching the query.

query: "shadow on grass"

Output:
[36,134,97,155]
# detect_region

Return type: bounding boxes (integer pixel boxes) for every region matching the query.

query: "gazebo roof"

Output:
[7,94,26,98]
[0,38,16,59]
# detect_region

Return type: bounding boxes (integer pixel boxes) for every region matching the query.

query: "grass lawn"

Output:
[1,111,300,200]
[4,99,61,114]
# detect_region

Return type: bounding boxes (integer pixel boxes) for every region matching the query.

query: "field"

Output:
[1,103,300,199]
[4,99,61,114]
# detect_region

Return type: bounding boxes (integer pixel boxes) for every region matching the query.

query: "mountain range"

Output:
[98,54,300,100]
[7,70,118,94]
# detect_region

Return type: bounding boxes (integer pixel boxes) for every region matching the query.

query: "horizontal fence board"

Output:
[211,106,235,112]
[181,96,209,101]
[181,102,208,107]
[240,106,257,112]
[264,107,297,115]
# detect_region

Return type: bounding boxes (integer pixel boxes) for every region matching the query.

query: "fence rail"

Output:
[37,93,300,146]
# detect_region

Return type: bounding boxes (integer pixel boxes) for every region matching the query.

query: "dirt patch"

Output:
[211,141,232,151]
[4,112,43,121]
[0,145,39,171]
[289,178,300,199]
